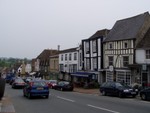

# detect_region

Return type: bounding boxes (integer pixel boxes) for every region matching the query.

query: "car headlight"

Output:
[123,89,129,92]
[135,89,138,92]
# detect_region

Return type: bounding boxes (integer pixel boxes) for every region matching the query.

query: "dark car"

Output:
[12,78,26,89]
[100,81,138,98]
[140,87,150,100]
[55,81,73,91]
[23,80,49,99]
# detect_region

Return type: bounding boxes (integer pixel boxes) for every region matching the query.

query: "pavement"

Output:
[0,95,15,113]
[74,87,100,95]
[0,87,100,113]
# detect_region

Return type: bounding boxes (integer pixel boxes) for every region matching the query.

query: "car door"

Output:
[107,82,116,95]
[146,88,150,99]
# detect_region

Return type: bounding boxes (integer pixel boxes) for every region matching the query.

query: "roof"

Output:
[88,29,110,40]
[136,28,150,48]
[104,12,150,42]
[59,47,78,54]
[37,49,58,59]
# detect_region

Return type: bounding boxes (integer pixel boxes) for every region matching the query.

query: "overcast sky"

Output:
[0,0,150,59]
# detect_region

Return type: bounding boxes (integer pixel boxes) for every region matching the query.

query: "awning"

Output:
[70,72,95,78]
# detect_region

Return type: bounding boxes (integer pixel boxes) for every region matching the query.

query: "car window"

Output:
[33,81,46,86]
[115,83,122,88]
[15,78,24,83]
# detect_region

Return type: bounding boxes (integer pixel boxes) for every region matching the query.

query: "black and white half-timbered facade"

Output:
[103,12,150,85]
[82,29,109,83]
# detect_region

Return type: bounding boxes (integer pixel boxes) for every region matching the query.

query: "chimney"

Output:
[58,45,60,51]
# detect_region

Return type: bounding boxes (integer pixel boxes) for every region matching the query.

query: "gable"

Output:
[104,12,150,42]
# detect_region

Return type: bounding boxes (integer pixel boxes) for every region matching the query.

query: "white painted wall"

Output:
[59,51,78,72]
[136,49,150,64]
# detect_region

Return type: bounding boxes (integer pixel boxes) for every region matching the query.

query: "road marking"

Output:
[0,103,2,112]
[57,96,75,102]
[87,104,120,113]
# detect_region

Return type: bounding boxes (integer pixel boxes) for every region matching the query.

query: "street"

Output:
[4,84,150,113]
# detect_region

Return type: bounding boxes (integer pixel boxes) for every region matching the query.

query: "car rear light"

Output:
[29,82,34,86]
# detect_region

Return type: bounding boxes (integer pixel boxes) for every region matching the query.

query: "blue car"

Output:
[23,80,49,99]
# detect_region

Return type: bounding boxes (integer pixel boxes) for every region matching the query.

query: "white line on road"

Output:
[0,103,2,112]
[87,104,120,113]
[57,96,75,102]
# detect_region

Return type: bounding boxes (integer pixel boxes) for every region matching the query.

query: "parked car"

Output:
[55,81,73,91]
[12,78,26,89]
[100,81,138,98]
[5,73,15,83]
[46,80,57,89]
[23,80,49,99]
[9,77,20,85]
[140,87,150,100]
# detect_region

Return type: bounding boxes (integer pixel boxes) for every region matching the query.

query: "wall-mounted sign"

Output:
[142,64,147,71]
[109,65,114,72]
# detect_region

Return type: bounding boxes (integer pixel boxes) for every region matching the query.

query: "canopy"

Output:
[70,72,95,78]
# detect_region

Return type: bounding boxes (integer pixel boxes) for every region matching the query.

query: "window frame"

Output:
[108,56,114,66]
[123,56,129,67]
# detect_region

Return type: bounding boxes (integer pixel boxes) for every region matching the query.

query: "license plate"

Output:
[37,87,43,90]
[131,92,136,94]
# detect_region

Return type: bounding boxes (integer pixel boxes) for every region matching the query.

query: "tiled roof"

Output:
[59,47,77,53]
[136,28,150,48]
[88,29,110,40]
[104,12,150,42]
[37,49,58,59]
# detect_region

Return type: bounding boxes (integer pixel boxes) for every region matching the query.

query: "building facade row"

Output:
[32,12,150,87]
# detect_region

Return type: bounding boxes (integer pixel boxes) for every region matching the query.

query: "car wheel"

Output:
[141,94,147,100]
[102,91,106,96]
[45,95,49,99]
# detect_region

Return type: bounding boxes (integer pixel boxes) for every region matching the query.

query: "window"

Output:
[92,40,96,53]
[146,50,150,59]
[123,56,129,67]
[108,56,113,66]
[93,57,97,70]
[109,43,113,49]
[61,55,63,61]
[65,54,67,61]
[124,42,128,48]
[79,53,82,66]
[69,53,72,61]
[85,41,90,54]
[86,58,90,70]
[74,53,77,60]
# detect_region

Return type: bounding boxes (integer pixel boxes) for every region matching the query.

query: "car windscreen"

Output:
[15,78,24,83]
[32,81,47,86]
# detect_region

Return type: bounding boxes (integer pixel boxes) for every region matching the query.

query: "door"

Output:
[142,72,148,87]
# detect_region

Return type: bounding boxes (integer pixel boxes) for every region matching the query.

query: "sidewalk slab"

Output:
[0,96,15,113]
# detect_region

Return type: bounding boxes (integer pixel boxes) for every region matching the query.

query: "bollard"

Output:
[0,78,6,100]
